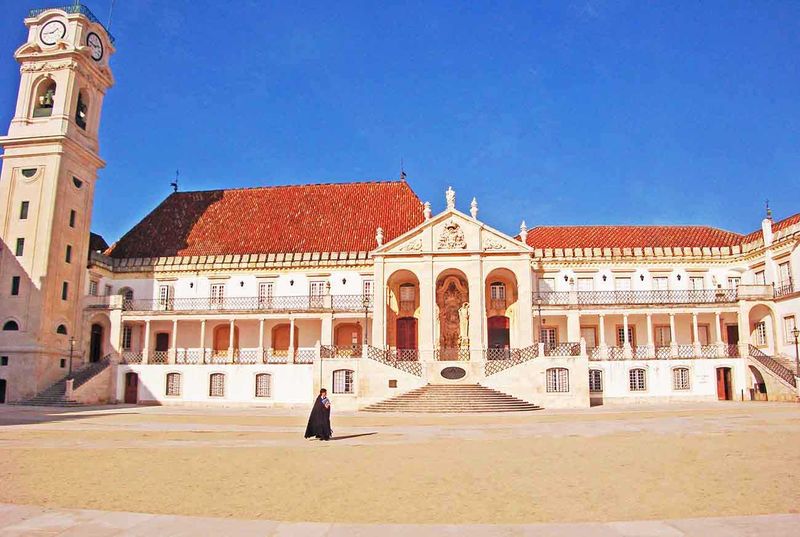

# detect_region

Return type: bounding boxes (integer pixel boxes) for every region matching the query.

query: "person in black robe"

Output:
[304,388,332,441]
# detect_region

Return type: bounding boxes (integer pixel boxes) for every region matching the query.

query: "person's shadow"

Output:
[330,432,378,441]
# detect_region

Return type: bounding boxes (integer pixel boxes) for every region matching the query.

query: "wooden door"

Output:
[155,333,169,352]
[124,373,138,404]
[716,367,732,400]
[726,325,739,344]
[0,379,6,404]
[396,317,417,350]
[487,316,510,349]
[90,324,103,362]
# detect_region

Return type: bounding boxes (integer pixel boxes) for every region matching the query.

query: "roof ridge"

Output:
[172,179,410,195]
[530,223,742,233]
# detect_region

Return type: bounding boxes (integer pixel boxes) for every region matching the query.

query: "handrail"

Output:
[749,345,796,388]
[484,345,539,376]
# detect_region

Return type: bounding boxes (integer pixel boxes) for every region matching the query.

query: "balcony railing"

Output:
[386,348,420,362]
[320,345,364,359]
[533,289,738,306]
[434,348,470,361]
[587,344,739,360]
[123,294,373,313]
[774,281,796,298]
[488,298,507,311]
[544,342,581,357]
[84,295,112,309]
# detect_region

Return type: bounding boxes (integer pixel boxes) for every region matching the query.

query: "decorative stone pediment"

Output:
[437,219,466,250]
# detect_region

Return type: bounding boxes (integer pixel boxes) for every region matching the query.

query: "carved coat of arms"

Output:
[437,220,466,249]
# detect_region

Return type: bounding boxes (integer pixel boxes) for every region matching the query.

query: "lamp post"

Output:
[362,293,371,355]
[67,336,75,379]
[792,326,800,379]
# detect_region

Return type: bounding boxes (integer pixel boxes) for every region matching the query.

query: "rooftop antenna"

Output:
[170,170,179,193]
[765,199,773,220]
[399,158,407,181]
[107,0,116,31]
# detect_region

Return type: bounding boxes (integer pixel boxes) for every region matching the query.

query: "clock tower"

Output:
[0,5,115,402]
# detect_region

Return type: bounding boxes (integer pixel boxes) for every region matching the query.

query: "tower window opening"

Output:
[75,92,87,129]
[33,80,56,118]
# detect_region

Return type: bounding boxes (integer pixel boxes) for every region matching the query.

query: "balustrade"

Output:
[123,294,374,313]
[545,342,581,357]
[534,288,738,307]
[434,348,470,361]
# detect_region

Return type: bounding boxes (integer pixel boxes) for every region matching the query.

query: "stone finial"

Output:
[445,186,456,209]
[470,197,478,219]
[423,201,432,220]
[519,220,528,243]
[376,227,384,247]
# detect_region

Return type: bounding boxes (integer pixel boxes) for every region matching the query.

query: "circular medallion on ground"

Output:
[440,366,466,380]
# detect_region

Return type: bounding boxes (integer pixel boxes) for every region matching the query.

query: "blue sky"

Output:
[1,0,798,243]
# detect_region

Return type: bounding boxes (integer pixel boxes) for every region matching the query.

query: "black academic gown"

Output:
[304,396,332,440]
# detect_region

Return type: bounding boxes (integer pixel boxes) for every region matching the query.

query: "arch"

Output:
[75,90,88,129]
[2,320,19,331]
[334,323,363,349]
[213,324,240,353]
[86,313,111,362]
[386,269,420,350]
[56,324,68,335]
[271,323,298,356]
[747,303,778,354]
[119,287,134,301]
[485,267,519,317]
[435,269,469,354]
[32,77,56,118]
[90,323,104,362]
[748,365,767,400]
[332,369,354,394]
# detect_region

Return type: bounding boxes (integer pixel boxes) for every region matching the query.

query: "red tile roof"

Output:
[106,181,423,258]
[525,225,744,249]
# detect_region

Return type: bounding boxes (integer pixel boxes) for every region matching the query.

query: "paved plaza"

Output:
[0,402,799,533]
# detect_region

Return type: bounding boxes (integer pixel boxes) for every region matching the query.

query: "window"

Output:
[60,359,65,368]
[580,327,596,349]
[652,276,669,290]
[61,281,68,300]
[65,244,72,263]
[255,373,272,398]
[490,282,506,300]
[672,368,690,391]
[121,288,134,301]
[88,280,98,296]
[696,325,710,346]
[614,277,631,291]
[158,285,173,309]
[784,316,797,344]
[654,325,671,347]
[755,321,767,346]
[166,373,181,396]
[727,277,741,289]
[0,356,7,366]
[629,368,647,391]
[333,369,354,394]
[69,210,76,228]
[33,80,56,117]
[56,324,67,335]
[546,368,570,392]
[209,373,225,397]
[21,168,37,179]
[75,92,87,129]
[540,327,557,351]
[19,201,29,220]
[754,271,766,285]
[689,277,704,290]
[210,283,225,306]
[616,326,635,347]
[15,238,24,256]
[577,278,593,292]
[538,277,555,292]
[258,281,273,307]
[11,276,20,296]
[104,284,112,296]
[72,177,83,189]
[122,325,132,350]
[778,261,791,286]
[589,369,603,392]
[399,284,415,302]
[3,320,19,331]
[362,279,373,297]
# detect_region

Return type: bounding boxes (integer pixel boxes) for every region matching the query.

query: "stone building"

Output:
[1,5,798,410]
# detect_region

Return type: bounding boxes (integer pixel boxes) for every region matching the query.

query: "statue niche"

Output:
[436,274,469,358]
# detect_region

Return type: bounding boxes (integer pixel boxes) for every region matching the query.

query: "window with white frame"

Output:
[697,325,710,346]
[784,316,797,344]
[158,285,173,309]
[616,326,635,347]
[654,325,671,347]
[754,270,766,285]
[546,367,569,393]
[333,369,354,394]
[258,281,273,307]
[755,321,767,346]
[652,276,669,291]
[538,277,555,293]
[166,373,181,396]
[88,280,98,296]
[362,279,373,297]
[778,261,791,286]
[689,276,705,290]
[629,368,647,391]
[122,325,132,350]
[577,278,594,292]
[540,327,557,351]
[614,277,631,291]
[727,277,741,289]
[309,281,326,307]
[210,283,225,306]
[589,369,603,392]
[209,373,225,397]
[490,282,506,300]
[255,373,272,398]
[672,368,690,391]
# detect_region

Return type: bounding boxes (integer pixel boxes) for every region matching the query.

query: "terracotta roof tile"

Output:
[106,181,423,258]
[525,225,743,249]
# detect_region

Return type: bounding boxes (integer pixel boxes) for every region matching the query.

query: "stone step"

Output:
[363,383,541,413]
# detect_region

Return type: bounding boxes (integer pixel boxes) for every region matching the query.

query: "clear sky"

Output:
[1,0,798,244]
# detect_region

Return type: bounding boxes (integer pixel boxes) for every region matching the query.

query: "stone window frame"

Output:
[672,367,690,391]
[332,369,354,394]
[629,368,647,392]
[546,367,569,393]
[209,372,225,398]
[589,369,603,392]
[165,372,181,397]
[255,373,272,398]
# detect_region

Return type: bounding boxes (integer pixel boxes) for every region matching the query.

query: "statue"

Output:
[445,186,456,209]
[458,302,470,348]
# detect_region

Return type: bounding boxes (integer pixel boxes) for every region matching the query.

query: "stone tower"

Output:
[0,5,115,402]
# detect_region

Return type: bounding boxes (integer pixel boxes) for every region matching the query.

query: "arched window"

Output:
[33,79,56,118]
[332,369,354,394]
[209,373,225,397]
[75,91,88,129]
[2,320,19,331]
[56,324,68,335]
[672,367,690,391]
[546,367,569,393]
[119,288,134,301]
[589,369,603,392]
[629,368,647,391]
[166,373,181,396]
[255,373,272,398]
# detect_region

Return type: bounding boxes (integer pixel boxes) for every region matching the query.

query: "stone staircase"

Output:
[12,358,111,407]
[748,346,796,388]
[362,384,542,413]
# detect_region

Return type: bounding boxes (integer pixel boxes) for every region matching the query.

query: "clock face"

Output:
[40,20,66,45]
[86,32,103,61]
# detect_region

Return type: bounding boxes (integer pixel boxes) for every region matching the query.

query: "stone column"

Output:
[669,313,678,357]
[321,313,333,347]
[598,314,608,359]
[622,313,632,359]
[372,257,386,348]
[108,298,123,362]
[200,319,207,363]
[714,311,724,357]
[646,313,655,358]
[567,312,581,343]
[228,319,235,362]
[289,316,296,363]
[258,318,265,362]
[143,320,151,364]
[169,319,178,364]
[692,312,701,357]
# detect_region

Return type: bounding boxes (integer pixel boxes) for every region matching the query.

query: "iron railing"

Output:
[120,351,142,364]
[484,348,512,361]
[320,345,364,359]
[749,345,796,387]
[533,288,738,306]
[385,348,420,362]
[434,348,470,361]
[545,342,581,357]
[484,345,539,376]
[725,343,740,358]
[367,346,423,376]
[85,295,112,308]
[150,351,169,364]
[28,4,115,43]
[655,346,672,359]
[123,294,373,313]
[774,281,796,298]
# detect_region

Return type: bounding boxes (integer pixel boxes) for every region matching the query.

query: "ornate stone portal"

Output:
[436,275,469,357]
